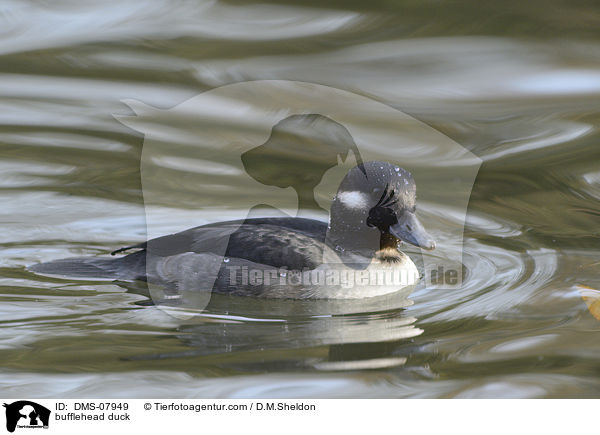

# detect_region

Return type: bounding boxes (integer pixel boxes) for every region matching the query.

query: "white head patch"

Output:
[337,190,369,209]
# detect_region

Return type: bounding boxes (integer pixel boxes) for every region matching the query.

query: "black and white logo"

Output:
[3,401,50,433]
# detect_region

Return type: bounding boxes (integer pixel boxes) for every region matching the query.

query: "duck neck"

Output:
[379,231,399,250]
[376,231,403,263]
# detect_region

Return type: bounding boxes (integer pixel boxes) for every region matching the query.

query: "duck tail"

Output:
[28,252,145,280]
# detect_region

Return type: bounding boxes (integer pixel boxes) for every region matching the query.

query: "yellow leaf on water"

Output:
[577,285,600,321]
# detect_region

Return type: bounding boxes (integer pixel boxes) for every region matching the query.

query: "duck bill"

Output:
[389,211,436,251]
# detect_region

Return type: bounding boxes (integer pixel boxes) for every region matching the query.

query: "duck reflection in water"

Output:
[123,286,424,372]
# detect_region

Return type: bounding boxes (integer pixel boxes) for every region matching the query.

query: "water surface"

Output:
[1,0,600,398]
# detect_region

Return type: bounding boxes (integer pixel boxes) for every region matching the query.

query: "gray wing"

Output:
[140,220,328,299]
[144,220,327,271]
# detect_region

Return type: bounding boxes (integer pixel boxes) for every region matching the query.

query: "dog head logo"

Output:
[116,80,481,314]
[3,401,50,433]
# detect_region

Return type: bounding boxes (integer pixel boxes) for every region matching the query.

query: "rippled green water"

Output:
[1,0,600,398]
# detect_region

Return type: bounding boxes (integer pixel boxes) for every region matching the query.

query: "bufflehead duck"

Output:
[30,161,435,299]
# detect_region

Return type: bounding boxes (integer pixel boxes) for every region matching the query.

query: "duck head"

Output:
[327,161,435,260]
